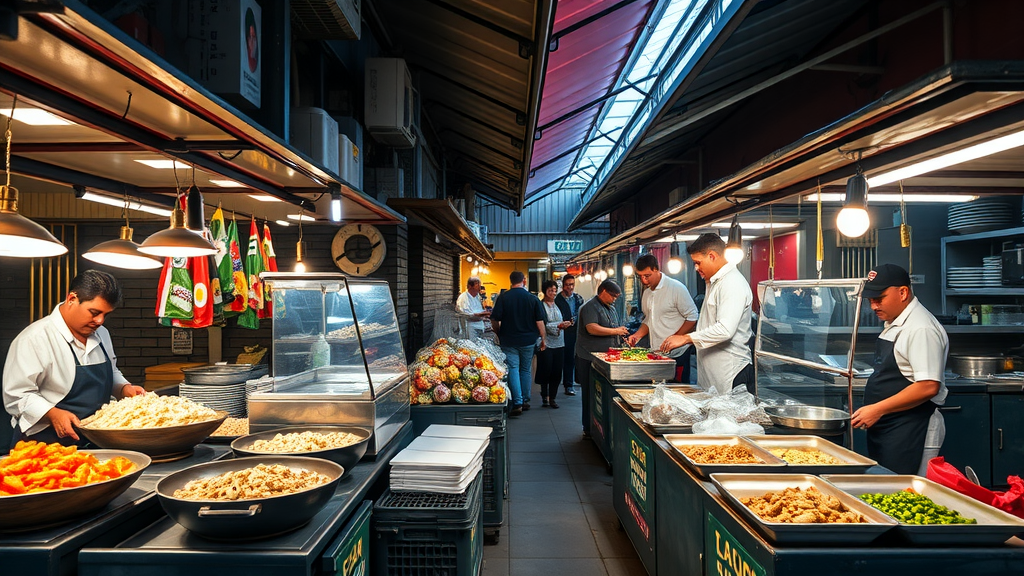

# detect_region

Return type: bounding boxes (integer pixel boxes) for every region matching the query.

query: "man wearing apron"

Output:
[852,264,948,475]
[3,270,145,448]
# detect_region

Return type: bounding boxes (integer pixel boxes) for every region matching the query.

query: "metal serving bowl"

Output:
[155,456,343,540]
[78,411,228,460]
[0,449,150,532]
[764,405,850,431]
[230,426,371,474]
[182,364,268,386]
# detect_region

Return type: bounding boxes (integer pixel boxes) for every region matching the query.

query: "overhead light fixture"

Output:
[76,189,173,217]
[711,222,798,230]
[836,170,871,238]
[275,219,291,227]
[208,179,243,188]
[0,107,74,126]
[0,96,68,258]
[138,183,216,259]
[622,263,634,277]
[83,225,162,270]
[185,183,206,233]
[607,265,615,278]
[134,159,192,170]
[804,192,979,203]
[867,129,1024,187]
[330,188,343,222]
[667,236,683,274]
[725,217,745,264]
[466,255,473,262]
[287,213,316,222]
[294,204,307,272]
[248,194,283,202]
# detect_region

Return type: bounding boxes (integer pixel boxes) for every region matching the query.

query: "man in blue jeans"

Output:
[491,271,546,416]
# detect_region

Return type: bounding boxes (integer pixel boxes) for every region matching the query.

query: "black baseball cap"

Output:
[862,263,911,298]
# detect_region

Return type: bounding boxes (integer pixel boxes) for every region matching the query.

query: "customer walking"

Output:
[575,280,629,437]
[538,280,572,408]
[555,274,584,396]
[491,271,546,416]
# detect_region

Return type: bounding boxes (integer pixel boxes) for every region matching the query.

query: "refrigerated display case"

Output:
[248,273,410,456]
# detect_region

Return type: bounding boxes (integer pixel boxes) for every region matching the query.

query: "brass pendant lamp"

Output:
[83,192,163,270]
[138,164,216,258]
[0,95,68,258]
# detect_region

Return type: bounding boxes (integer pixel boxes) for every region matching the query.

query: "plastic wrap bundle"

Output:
[429,307,473,342]
[452,338,507,378]
[704,385,772,426]
[641,384,704,426]
[409,337,508,404]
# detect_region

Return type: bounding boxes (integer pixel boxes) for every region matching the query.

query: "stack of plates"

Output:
[389,432,489,494]
[245,376,275,398]
[948,200,1015,234]
[947,266,1002,288]
[180,382,247,417]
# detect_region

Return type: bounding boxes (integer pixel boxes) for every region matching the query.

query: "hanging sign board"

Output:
[548,239,583,254]
[172,328,194,355]
[186,0,262,108]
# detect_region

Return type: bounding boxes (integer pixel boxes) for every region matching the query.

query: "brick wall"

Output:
[406,226,459,354]
[0,220,412,383]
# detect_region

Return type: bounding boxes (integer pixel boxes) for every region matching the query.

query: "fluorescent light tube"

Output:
[78,191,173,217]
[805,193,980,203]
[867,129,1024,187]
[0,108,74,126]
[134,159,192,170]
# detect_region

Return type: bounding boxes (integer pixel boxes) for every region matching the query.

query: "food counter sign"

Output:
[628,430,649,513]
[548,239,583,254]
[706,513,765,576]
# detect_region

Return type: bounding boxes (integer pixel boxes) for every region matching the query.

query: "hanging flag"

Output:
[258,223,278,319]
[225,217,248,315]
[177,250,214,329]
[210,207,235,298]
[208,253,225,325]
[237,218,265,329]
[155,257,194,320]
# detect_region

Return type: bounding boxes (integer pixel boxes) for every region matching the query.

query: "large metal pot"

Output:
[155,456,343,540]
[230,426,371,474]
[947,355,1009,378]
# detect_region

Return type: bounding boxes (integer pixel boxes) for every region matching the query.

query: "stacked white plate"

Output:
[389,432,490,494]
[180,382,247,417]
[948,200,1015,234]
[245,375,275,398]
[947,265,1002,288]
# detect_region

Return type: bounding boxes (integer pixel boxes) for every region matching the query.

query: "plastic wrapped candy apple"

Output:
[416,391,434,405]
[452,352,471,369]
[443,365,461,384]
[488,386,506,404]
[424,366,443,386]
[471,385,490,403]
[452,384,471,404]
[479,370,499,387]
[462,366,481,385]
[432,384,452,403]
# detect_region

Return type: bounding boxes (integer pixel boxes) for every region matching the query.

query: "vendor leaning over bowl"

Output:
[3,270,145,448]
[851,264,948,475]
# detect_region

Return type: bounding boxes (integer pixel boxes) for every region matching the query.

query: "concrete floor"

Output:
[481,384,646,576]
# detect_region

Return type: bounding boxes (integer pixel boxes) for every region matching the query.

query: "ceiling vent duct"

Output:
[291,0,360,40]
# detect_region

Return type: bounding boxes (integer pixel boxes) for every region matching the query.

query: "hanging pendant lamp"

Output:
[138,174,216,258]
[725,216,745,264]
[84,225,163,269]
[0,96,67,258]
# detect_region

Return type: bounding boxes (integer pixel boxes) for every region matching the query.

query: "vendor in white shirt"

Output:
[624,253,699,381]
[3,270,145,448]
[660,234,753,394]
[851,264,947,475]
[455,276,490,338]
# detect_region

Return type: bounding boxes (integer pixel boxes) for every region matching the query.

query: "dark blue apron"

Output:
[864,334,936,474]
[11,340,114,449]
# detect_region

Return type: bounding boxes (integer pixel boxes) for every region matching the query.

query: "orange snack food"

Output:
[0,440,135,496]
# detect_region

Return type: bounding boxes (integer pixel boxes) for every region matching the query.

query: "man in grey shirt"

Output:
[575,280,629,438]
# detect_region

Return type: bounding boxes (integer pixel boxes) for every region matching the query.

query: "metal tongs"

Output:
[619,334,633,349]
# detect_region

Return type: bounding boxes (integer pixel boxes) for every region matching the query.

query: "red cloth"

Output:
[926,457,1024,519]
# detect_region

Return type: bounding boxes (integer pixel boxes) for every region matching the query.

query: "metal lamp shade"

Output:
[138,205,216,258]
[0,186,68,258]
[725,217,744,264]
[83,226,163,270]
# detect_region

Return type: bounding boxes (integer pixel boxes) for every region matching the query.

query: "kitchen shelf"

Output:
[943,226,1024,244]
[944,288,1024,296]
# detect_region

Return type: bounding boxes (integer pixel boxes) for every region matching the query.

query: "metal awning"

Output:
[1,2,403,224]
[386,198,494,262]
[573,62,1024,260]
[372,0,555,212]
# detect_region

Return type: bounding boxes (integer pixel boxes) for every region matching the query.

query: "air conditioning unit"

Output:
[290,107,339,174]
[338,133,361,189]
[365,58,416,148]
[292,0,360,40]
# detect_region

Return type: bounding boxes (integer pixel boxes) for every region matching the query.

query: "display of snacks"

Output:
[741,486,867,524]
[859,489,977,525]
[605,347,669,362]
[676,444,763,464]
[410,338,507,404]
[171,463,330,500]
[768,448,844,466]
[80,393,219,429]
[247,430,363,453]
[0,441,135,495]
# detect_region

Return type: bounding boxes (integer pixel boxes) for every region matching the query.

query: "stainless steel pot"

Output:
[230,426,371,474]
[947,355,1008,378]
[764,405,849,431]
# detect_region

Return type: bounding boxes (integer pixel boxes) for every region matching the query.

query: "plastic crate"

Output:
[481,434,506,529]
[410,403,506,436]
[374,474,483,576]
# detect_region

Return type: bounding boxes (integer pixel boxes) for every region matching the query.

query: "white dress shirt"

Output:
[3,306,128,435]
[456,290,486,335]
[877,296,948,405]
[641,275,699,358]
[689,263,753,394]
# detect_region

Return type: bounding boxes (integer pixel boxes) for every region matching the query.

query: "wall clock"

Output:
[332,223,386,276]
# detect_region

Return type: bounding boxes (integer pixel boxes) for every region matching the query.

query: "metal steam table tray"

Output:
[616,385,702,410]
[664,435,786,479]
[590,352,677,382]
[746,435,876,475]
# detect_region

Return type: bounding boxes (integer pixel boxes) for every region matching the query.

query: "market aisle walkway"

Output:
[482,386,645,576]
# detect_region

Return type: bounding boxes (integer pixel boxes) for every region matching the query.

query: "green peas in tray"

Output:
[859,489,977,525]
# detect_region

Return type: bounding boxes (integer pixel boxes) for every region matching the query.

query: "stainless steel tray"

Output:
[664,435,786,479]
[822,474,1024,545]
[182,364,267,386]
[711,473,898,545]
[764,405,849,431]
[745,436,876,475]
[617,385,702,410]
[590,352,677,382]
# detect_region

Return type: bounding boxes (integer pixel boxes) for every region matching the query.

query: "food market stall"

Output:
[248,274,410,457]
[588,348,678,466]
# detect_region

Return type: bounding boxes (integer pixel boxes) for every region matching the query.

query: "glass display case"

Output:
[755,279,869,446]
[248,273,409,456]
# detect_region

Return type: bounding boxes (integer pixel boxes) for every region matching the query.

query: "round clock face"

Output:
[332,224,387,276]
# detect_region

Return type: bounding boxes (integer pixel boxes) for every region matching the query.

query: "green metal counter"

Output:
[611,398,1024,576]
